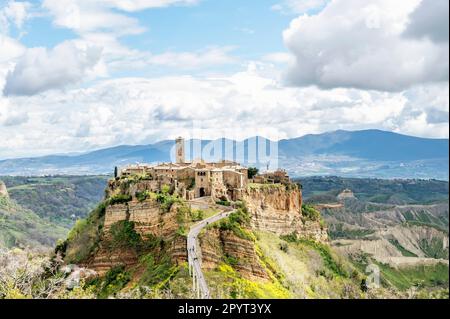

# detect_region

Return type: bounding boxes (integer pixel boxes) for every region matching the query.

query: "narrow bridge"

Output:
[187,205,234,299]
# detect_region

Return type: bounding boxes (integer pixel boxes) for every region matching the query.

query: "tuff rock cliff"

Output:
[57,177,329,294]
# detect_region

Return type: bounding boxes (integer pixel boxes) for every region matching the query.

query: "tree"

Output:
[114,166,118,178]
[248,167,259,179]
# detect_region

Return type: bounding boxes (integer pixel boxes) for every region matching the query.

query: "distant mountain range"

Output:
[0,130,448,180]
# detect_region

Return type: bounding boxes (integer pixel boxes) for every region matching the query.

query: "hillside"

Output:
[52,174,381,299]
[48,174,447,299]
[1,176,109,228]
[0,174,447,298]
[299,176,449,205]
[0,193,67,249]
[299,177,449,295]
[0,130,448,179]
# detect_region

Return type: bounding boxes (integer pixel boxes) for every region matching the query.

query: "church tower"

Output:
[176,137,185,164]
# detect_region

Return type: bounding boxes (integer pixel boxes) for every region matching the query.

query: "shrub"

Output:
[216,200,231,207]
[139,254,178,289]
[301,204,321,222]
[64,201,107,264]
[108,194,132,206]
[191,210,204,222]
[248,167,259,179]
[224,254,239,266]
[96,265,131,298]
[110,220,142,248]
[136,190,151,202]
[156,193,181,212]
[161,185,170,194]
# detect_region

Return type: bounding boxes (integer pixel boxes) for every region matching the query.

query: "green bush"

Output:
[64,201,107,264]
[248,167,259,179]
[110,220,142,248]
[136,190,151,202]
[301,204,321,222]
[139,254,178,289]
[217,205,254,241]
[224,254,239,266]
[95,265,131,298]
[156,193,181,212]
[191,210,204,222]
[216,200,231,207]
[108,194,132,206]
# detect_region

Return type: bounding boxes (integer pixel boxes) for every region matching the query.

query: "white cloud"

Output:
[403,0,449,43]
[3,41,102,96]
[42,0,200,35]
[0,1,31,34]
[283,0,449,91]
[42,0,145,36]
[0,97,28,126]
[0,35,25,62]
[1,64,448,158]
[272,0,329,14]
[100,0,200,12]
[262,52,295,65]
[145,47,237,69]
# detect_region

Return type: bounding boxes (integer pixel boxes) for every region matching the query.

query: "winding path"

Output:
[187,203,234,299]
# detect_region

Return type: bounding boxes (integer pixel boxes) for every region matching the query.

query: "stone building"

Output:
[119,137,248,201]
[252,169,291,185]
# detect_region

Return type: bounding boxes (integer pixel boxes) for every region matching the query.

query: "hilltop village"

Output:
[117,137,291,202]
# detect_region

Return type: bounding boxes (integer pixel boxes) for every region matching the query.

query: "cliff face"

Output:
[244,185,328,243]
[86,199,187,274]
[66,178,327,280]
[200,228,268,280]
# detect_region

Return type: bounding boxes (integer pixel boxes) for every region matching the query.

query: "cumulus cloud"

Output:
[0,35,25,62]
[403,0,449,43]
[0,98,28,126]
[146,47,237,69]
[3,41,102,96]
[42,0,200,35]
[42,0,145,36]
[283,0,449,91]
[100,0,200,12]
[1,64,448,158]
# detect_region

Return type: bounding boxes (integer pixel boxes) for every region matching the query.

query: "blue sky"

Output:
[0,0,448,159]
[20,1,292,56]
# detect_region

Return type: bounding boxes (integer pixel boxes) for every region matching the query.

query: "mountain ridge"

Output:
[1,130,448,179]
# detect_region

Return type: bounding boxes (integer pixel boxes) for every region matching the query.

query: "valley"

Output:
[0,174,448,299]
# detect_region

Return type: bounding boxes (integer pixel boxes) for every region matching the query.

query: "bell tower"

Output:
[175,137,185,164]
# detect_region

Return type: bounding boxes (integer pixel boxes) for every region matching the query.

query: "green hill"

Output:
[0,194,67,249]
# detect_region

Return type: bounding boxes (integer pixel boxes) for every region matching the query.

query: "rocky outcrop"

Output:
[104,201,180,239]
[0,181,8,197]
[200,228,268,280]
[82,198,188,274]
[244,185,328,242]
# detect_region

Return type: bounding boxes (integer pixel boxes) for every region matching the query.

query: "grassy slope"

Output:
[1,175,109,228]
[0,195,68,249]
